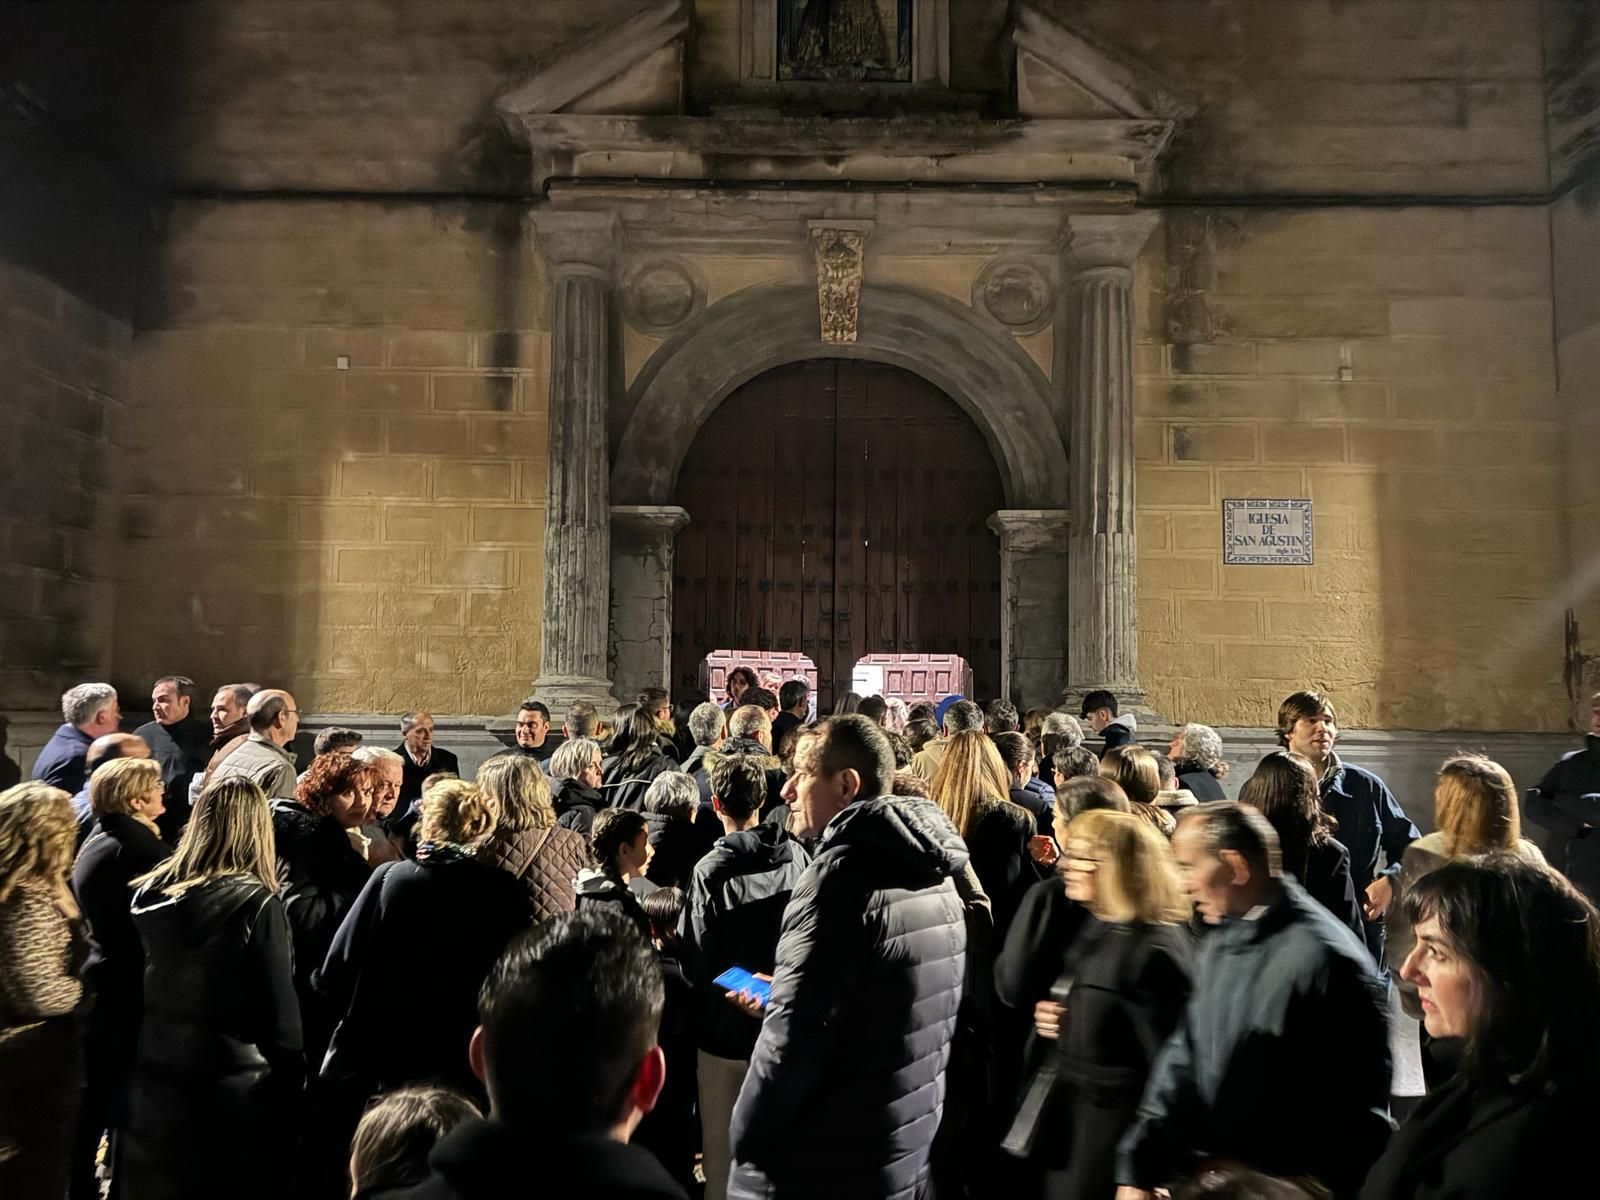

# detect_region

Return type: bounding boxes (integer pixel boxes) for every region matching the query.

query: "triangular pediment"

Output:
[497,0,689,118]
[1013,4,1192,122]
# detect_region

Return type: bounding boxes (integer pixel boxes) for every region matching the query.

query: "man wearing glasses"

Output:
[211,688,301,800]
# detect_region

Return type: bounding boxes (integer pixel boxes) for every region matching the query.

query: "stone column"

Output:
[1062,213,1159,710]
[531,211,621,714]
[988,510,1072,709]
[609,505,690,703]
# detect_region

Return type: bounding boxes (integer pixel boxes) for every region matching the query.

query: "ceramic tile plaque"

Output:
[1222,498,1314,565]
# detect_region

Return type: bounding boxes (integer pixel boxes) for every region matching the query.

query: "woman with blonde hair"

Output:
[121,776,302,1200]
[317,779,532,1118]
[1022,808,1193,1200]
[1100,743,1177,837]
[70,757,173,1197]
[0,782,86,1198]
[474,752,591,920]
[1387,754,1545,1018]
[930,729,1038,931]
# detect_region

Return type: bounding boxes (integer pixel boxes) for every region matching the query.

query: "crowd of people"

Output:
[3,672,1599,1200]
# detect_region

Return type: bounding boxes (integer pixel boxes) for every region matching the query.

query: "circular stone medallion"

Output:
[620,259,703,334]
[973,260,1053,333]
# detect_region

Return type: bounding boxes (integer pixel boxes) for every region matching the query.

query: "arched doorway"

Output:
[671,360,1005,711]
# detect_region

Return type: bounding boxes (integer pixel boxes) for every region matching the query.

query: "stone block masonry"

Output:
[113,199,552,716]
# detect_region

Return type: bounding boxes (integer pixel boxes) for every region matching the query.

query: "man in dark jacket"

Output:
[706,705,789,826]
[1525,691,1600,900]
[381,909,686,1200]
[395,711,462,806]
[994,731,1053,829]
[728,716,968,1200]
[134,674,211,839]
[1116,803,1391,1200]
[682,701,727,803]
[34,681,122,794]
[770,679,809,753]
[1280,689,1418,964]
[682,753,810,1200]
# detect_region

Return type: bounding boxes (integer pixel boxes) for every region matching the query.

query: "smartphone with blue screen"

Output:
[713,966,772,1008]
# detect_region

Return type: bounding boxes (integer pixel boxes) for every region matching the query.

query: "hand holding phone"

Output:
[714,966,773,1014]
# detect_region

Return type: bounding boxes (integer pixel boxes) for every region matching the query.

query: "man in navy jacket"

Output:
[1278,689,1417,965]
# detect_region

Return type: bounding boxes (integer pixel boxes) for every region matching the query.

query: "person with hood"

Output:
[1166,723,1229,802]
[376,910,686,1200]
[603,705,679,812]
[643,772,708,889]
[575,807,655,940]
[547,737,605,838]
[474,753,591,922]
[1115,803,1390,1200]
[1080,689,1136,757]
[681,752,810,1200]
[705,704,789,825]
[122,777,302,1200]
[728,715,968,1200]
[1524,689,1600,900]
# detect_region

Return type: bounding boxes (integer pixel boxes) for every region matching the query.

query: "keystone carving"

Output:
[808,222,871,344]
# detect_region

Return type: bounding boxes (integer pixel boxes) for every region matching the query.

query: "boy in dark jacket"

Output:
[1524,691,1600,900]
[378,910,685,1200]
[681,752,810,1200]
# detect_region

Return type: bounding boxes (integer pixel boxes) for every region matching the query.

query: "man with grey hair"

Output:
[395,710,461,806]
[212,688,300,800]
[710,705,788,824]
[683,701,728,805]
[348,744,407,865]
[909,698,983,782]
[34,682,121,794]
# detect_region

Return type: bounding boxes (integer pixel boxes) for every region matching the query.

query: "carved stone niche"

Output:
[973,259,1054,334]
[619,257,704,334]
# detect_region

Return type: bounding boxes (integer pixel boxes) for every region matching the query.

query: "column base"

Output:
[530,675,619,720]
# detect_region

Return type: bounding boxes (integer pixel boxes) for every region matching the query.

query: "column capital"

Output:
[1061,211,1160,275]
[611,504,690,540]
[987,508,1071,553]
[533,210,621,277]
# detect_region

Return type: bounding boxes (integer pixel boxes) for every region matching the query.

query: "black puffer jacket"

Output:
[681,822,810,1060]
[551,777,602,838]
[645,810,708,890]
[729,796,968,1200]
[1173,761,1227,802]
[602,752,677,812]
[123,876,302,1200]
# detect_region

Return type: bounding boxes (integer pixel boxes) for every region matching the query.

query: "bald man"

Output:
[71,732,151,846]
[211,689,300,800]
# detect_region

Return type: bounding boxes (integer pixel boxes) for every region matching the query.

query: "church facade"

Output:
[1,0,1597,754]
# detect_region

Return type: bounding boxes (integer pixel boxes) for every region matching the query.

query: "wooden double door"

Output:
[672,360,1005,712]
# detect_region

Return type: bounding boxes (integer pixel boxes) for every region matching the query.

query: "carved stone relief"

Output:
[619,257,703,333]
[973,258,1053,333]
[808,223,870,343]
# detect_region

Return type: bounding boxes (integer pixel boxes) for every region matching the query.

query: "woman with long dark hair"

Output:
[122,777,302,1200]
[1362,856,1600,1198]
[1240,749,1363,940]
[602,705,677,811]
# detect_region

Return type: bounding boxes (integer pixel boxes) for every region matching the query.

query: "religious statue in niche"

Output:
[779,0,913,82]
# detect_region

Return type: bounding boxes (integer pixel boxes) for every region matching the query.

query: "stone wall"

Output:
[112,199,552,715]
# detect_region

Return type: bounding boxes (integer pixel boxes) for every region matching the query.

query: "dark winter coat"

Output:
[1524,733,1600,900]
[1173,761,1227,802]
[994,873,1089,1015]
[645,810,707,890]
[1318,754,1419,963]
[32,722,93,794]
[315,847,532,1100]
[963,799,1038,942]
[135,715,210,833]
[396,744,462,806]
[574,867,653,941]
[1116,879,1392,1197]
[682,743,715,804]
[1282,834,1364,944]
[1010,783,1054,831]
[551,776,603,837]
[1034,918,1194,1198]
[603,751,677,811]
[375,1119,687,1200]
[474,821,591,923]
[123,876,303,1200]
[1360,1066,1600,1200]
[728,796,969,1200]
[72,813,172,1120]
[680,822,810,1060]
[1097,715,1136,757]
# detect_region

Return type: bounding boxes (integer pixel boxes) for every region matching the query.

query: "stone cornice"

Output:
[987,509,1072,552]
[610,504,691,539]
